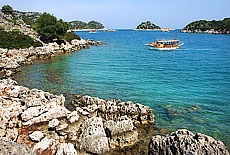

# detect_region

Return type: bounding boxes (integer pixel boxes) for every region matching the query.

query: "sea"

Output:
[13,29,230,148]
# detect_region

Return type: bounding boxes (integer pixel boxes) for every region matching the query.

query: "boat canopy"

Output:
[154,39,179,44]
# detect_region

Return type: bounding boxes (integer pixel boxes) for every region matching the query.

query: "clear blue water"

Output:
[13,30,230,148]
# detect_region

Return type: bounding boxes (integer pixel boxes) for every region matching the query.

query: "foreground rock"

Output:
[0,79,229,154]
[0,137,35,155]
[0,78,154,154]
[148,129,230,155]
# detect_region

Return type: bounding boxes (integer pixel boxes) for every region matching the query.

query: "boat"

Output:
[89,29,97,33]
[161,28,170,32]
[147,39,184,50]
[107,29,117,32]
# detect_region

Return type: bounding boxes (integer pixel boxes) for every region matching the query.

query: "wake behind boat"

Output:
[147,39,184,50]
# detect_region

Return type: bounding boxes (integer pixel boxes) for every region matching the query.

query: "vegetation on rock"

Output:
[65,32,81,42]
[0,29,42,49]
[181,18,230,34]
[35,12,69,43]
[1,5,13,14]
[136,21,160,30]
[68,20,105,29]
[1,5,81,46]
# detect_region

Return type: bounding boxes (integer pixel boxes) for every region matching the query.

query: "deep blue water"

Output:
[13,30,230,148]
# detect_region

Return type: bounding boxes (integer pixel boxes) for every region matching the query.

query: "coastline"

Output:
[0,42,229,154]
[0,39,102,78]
[180,29,230,35]
[0,78,229,154]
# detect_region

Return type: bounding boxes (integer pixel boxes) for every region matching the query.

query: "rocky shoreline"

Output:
[0,39,102,77]
[0,78,155,154]
[180,29,230,35]
[0,78,229,155]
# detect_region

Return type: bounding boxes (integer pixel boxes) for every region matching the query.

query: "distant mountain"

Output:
[136,21,160,30]
[181,18,230,34]
[68,20,105,29]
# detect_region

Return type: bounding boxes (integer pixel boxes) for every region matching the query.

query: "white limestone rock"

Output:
[48,119,60,128]
[56,124,68,131]
[29,131,44,142]
[104,115,135,136]
[56,143,77,155]
[67,111,79,123]
[21,106,49,122]
[33,137,58,155]
[78,117,109,154]
[22,106,69,126]
[6,128,18,141]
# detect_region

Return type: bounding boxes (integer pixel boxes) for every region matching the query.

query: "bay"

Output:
[13,29,230,148]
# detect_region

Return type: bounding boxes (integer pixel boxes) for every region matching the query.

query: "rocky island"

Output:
[135,21,161,30]
[135,21,175,32]
[68,20,106,31]
[0,5,229,155]
[181,18,230,34]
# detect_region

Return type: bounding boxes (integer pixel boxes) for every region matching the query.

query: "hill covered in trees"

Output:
[181,18,230,34]
[68,20,105,30]
[0,5,81,48]
[135,21,160,30]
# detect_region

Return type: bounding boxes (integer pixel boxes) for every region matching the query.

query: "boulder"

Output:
[29,131,44,142]
[148,129,230,155]
[0,137,35,155]
[104,115,138,149]
[56,143,77,155]
[78,117,109,154]
[33,137,59,155]
[48,119,60,128]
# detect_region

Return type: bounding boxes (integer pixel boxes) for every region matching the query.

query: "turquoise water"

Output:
[13,30,230,148]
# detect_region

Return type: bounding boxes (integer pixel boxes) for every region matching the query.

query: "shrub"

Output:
[0,30,42,49]
[36,13,69,43]
[65,32,80,42]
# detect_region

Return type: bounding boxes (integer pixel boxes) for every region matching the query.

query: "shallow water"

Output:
[13,30,230,148]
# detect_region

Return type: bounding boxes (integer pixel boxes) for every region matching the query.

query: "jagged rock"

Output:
[148,129,230,155]
[67,111,80,123]
[104,115,135,136]
[72,95,155,126]
[6,128,18,141]
[29,131,44,142]
[48,119,60,128]
[104,115,138,149]
[33,137,59,155]
[0,137,35,155]
[78,117,109,154]
[56,124,69,131]
[22,106,69,126]
[56,143,77,155]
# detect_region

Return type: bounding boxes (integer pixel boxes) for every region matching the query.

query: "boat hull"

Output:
[149,46,179,50]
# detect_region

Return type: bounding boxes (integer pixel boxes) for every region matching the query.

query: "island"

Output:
[134,21,175,32]
[68,20,106,31]
[135,21,160,30]
[181,18,230,34]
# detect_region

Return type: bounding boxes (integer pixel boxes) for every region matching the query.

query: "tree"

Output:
[2,5,13,14]
[36,12,69,43]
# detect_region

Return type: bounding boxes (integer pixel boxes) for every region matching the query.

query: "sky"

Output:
[0,0,229,29]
